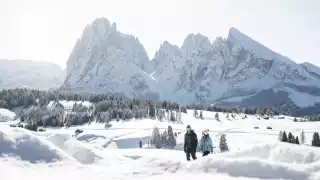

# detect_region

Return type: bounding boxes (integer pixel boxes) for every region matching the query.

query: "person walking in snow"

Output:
[199,129,213,156]
[184,125,198,161]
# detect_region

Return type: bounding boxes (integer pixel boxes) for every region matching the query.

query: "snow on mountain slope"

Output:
[1,110,320,179]
[63,18,157,100]
[0,60,64,90]
[63,18,320,113]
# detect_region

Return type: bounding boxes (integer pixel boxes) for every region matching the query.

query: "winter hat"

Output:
[202,129,209,135]
[186,125,191,130]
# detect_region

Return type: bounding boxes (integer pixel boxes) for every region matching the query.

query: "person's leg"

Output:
[202,151,210,156]
[186,148,191,161]
[191,150,197,160]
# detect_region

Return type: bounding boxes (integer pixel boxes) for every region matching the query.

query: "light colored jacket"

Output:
[199,136,213,152]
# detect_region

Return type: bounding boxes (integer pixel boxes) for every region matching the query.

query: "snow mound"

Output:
[46,133,101,164]
[0,108,16,121]
[0,128,65,163]
[143,152,310,180]
[225,143,320,164]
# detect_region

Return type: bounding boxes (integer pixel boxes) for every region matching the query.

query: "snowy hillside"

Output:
[1,110,320,179]
[0,59,65,90]
[62,17,320,115]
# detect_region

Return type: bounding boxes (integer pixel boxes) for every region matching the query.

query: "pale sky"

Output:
[0,0,319,69]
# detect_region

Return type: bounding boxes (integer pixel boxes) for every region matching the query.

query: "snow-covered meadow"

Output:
[1,108,320,180]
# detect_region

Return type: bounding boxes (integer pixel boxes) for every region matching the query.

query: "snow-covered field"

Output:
[1,110,320,179]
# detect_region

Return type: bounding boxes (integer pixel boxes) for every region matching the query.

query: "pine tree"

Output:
[139,140,142,148]
[199,111,203,119]
[152,127,162,148]
[193,109,198,117]
[170,111,176,121]
[293,117,297,122]
[226,113,229,119]
[312,132,320,147]
[220,134,229,152]
[161,130,168,147]
[288,132,294,143]
[295,136,300,145]
[215,113,219,120]
[300,130,305,145]
[281,131,288,142]
[167,126,176,149]
[278,130,283,141]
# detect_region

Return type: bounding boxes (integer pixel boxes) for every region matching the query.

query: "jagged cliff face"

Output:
[63,18,157,99]
[63,17,320,112]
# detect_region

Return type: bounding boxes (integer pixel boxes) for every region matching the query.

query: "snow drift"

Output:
[0,128,66,163]
[46,133,101,164]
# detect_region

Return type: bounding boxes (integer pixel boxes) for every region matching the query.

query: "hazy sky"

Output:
[0,0,319,69]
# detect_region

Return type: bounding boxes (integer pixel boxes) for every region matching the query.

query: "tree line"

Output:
[278,130,320,147]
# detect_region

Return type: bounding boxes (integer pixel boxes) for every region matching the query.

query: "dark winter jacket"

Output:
[184,130,198,150]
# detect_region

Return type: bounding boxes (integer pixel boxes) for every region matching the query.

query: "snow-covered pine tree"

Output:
[167,126,176,149]
[312,132,320,147]
[220,134,229,152]
[288,132,294,143]
[199,111,203,119]
[281,131,288,142]
[278,130,283,141]
[300,130,305,145]
[215,113,219,121]
[152,126,162,148]
[161,130,168,147]
[226,113,229,119]
[170,111,176,121]
[193,109,198,118]
[295,136,300,145]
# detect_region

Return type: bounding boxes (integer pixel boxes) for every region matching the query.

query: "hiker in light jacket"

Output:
[199,129,213,156]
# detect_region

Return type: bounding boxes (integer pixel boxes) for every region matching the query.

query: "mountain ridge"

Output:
[0,59,65,90]
[62,17,320,115]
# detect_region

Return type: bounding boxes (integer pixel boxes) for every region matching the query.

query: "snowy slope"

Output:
[0,108,16,121]
[0,59,65,90]
[1,110,320,179]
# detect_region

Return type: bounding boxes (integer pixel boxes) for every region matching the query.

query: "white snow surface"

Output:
[0,108,16,121]
[1,110,320,179]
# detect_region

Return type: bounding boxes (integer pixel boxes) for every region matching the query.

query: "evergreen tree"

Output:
[295,136,300,145]
[215,112,219,121]
[148,103,155,118]
[300,130,305,145]
[312,132,320,147]
[288,132,294,143]
[226,113,229,119]
[293,117,297,122]
[170,111,176,121]
[152,127,162,149]
[193,109,198,117]
[220,134,229,152]
[199,111,203,119]
[281,131,288,142]
[278,130,283,141]
[139,140,142,148]
[167,126,176,149]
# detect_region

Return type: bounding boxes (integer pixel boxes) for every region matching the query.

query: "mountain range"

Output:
[62,17,320,115]
[0,59,65,90]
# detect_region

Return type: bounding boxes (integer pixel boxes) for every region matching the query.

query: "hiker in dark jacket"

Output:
[184,125,198,161]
